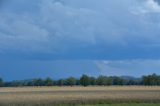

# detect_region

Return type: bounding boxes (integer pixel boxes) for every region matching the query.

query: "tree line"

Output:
[0,73,160,87]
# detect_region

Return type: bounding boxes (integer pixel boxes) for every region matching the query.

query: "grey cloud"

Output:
[95,59,160,76]
[155,0,160,4]
[0,0,160,58]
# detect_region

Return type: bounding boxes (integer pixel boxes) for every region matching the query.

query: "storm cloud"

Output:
[1,0,160,80]
[0,0,160,60]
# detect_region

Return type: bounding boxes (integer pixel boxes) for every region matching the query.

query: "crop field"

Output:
[0,86,160,106]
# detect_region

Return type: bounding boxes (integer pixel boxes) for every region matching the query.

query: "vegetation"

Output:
[0,78,3,87]
[1,74,160,87]
[67,77,77,86]
[0,86,159,106]
[78,103,160,106]
[143,74,160,85]
[80,75,90,86]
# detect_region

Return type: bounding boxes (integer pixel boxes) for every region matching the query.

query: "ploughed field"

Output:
[0,86,160,106]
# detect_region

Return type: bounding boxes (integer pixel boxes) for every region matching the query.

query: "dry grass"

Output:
[0,86,160,106]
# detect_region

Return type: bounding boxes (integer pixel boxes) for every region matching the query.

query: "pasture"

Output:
[0,86,160,106]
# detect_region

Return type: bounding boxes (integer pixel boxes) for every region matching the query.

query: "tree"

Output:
[76,79,80,85]
[96,76,105,85]
[67,77,76,86]
[80,75,90,87]
[0,78,3,87]
[96,76,112,86]
[112,77,125,85]
[90,77,96,85]
[44,77,53,86]
[33,78,45,86]
[142,74,160,85]
[57,79,65,86]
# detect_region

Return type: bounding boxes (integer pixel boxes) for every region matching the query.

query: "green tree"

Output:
[96,76,105,85]
[67,77,76,86]
[90,77,96,85]
[96,76,112,86]
[44,77,53,86]
[58,79,65,86]
[76,79,80,85]
[80,75,90,87]
[112,77,125,85]
[143,73,160,85]
[0,78,3,87]
[33,78,44,86]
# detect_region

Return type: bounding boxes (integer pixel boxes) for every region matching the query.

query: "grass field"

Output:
[0,86,160,106]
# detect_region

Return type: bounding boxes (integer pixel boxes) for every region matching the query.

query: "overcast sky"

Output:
[0,0,160,80]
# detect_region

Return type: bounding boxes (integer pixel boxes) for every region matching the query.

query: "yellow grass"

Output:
[0,86,160,106]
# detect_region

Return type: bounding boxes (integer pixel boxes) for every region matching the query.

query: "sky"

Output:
[0,0,160,81]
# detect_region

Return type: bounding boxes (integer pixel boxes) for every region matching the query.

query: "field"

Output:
[78,103,160,106]
[0,86,160,106]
